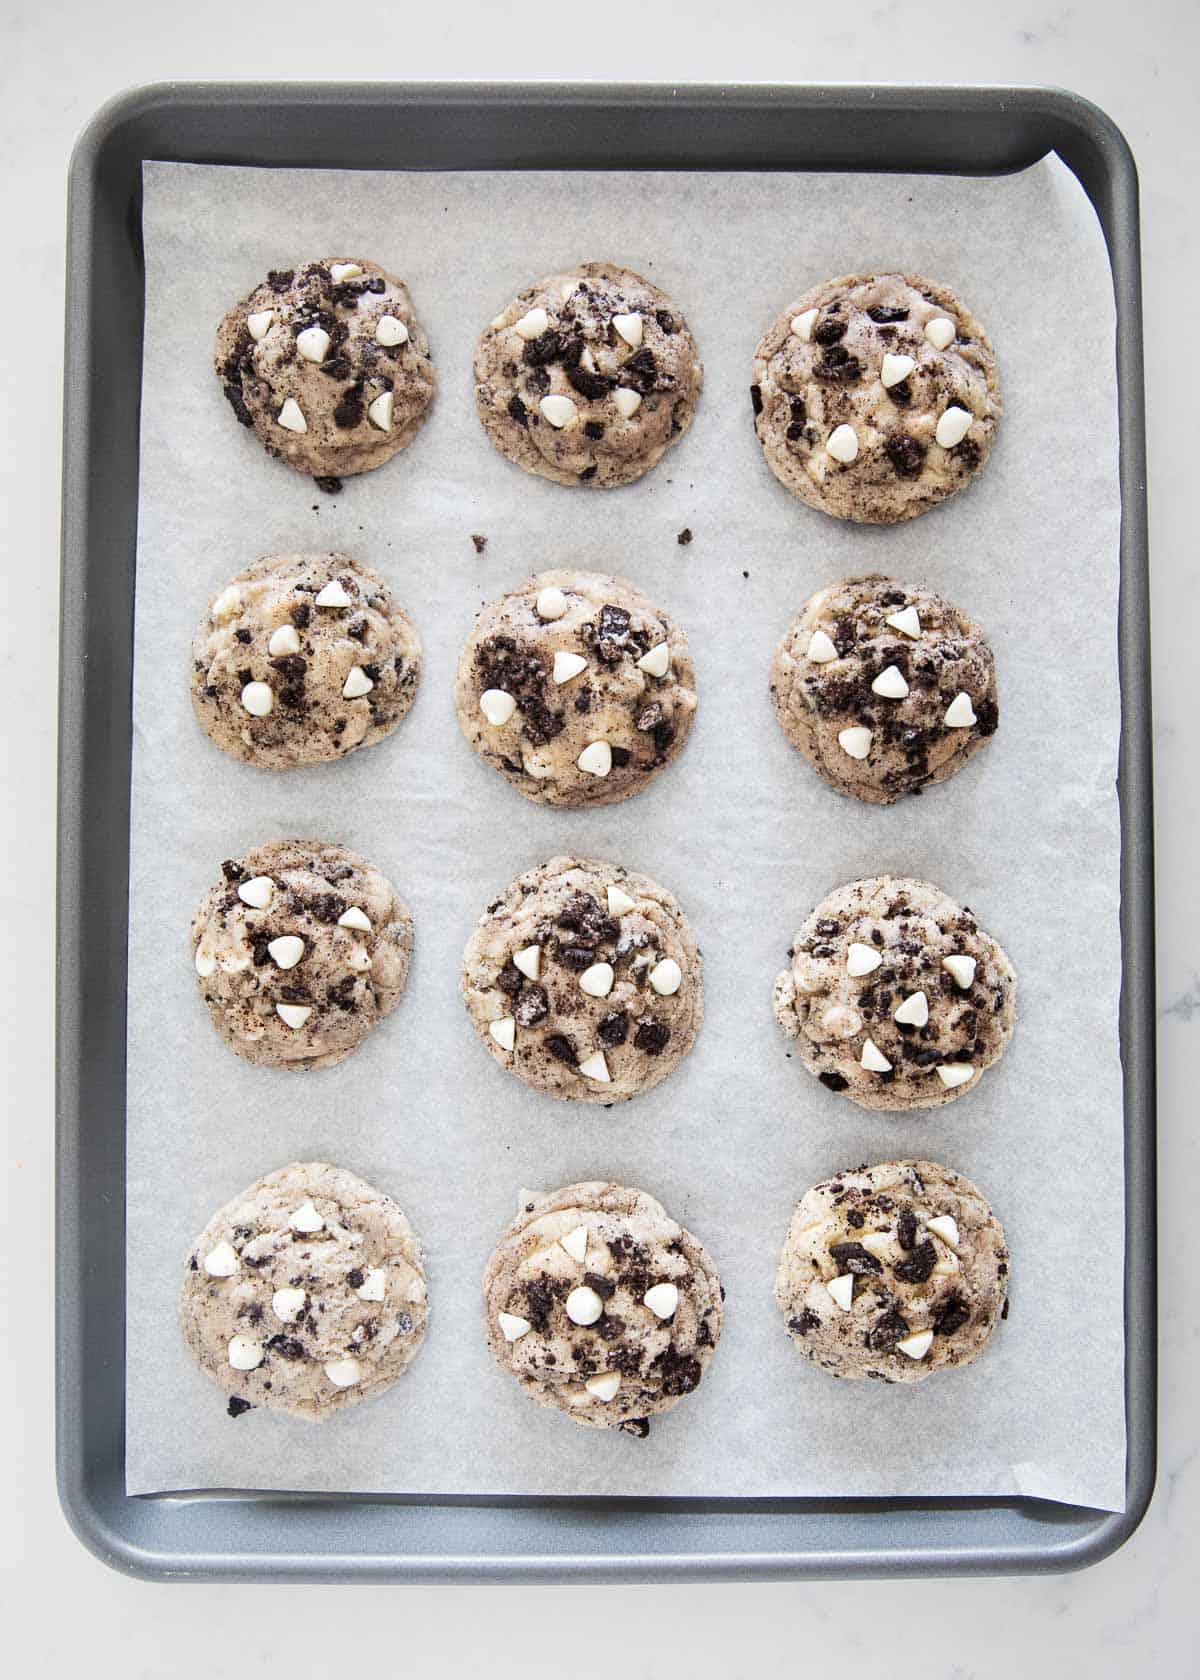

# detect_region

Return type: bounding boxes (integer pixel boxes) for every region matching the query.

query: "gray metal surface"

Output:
[56,82,1155,1582]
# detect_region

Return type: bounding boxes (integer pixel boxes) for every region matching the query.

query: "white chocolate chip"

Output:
[613,386,642,419]
[489,1017,516,1052]
[847,942,883,977]
[329,263,363,283]
[925,315,956,350]
[375,314,408,346]
[276,1003,312,1030]
[826,423,859,464]
[272,1287,307,1322]
[277,398,307,434]
[637,641,670,678]
[356,1268,387,1302]
[246,309,274,341]
[886,605,922,639]
[607,885,636,916]
[935,1063,975,1090]
[860,1038,892,1073]
[579,962,615,999]
[227,1334,264,1371]
[944,691,977,728]
[515,306,550,339]
[935,405,972,448]
[210,585,243,623]
[513,944,542,981]
[577,1051,611,1083]
[498,1311,531,1341]
[643,1282,679,1320]
[893,990,929,1028]
[203,1240,239,1277]
[577,741,612,778]
[933,1250,960,1277]
[565,1285,604,1325]
[338,906,372,933]
[479,688,516,726]
[613,311,643,349]
[289,1200,324,1233]
[315,579,352,608]
[791,308,818,341]
[807,629,838,664]
[871,664,910,700]
[838,725,872,760]
[267,935,305,971]
[367,390,393,431]
[237,875,274,910]
[859,1231,894,1260]
[296,325,331,364]
[553,650,588,684]
[268,623,301,658]
[240,681,273,718]
[560,1225,589,1264]
[926,1215,960,1249]
[942,954,977,989]
[826,1274,854,1312]
[585,1372,621,1402]
[880,352,916,388]
[897,1329,934,1360]
[539,393,577,428]
[324,1356,362,1388]
[648,958,682,996]
[559,280,579,301]
[194,945,217,978]
[342,666,374,700]
[820,1004,862,1039]
[535,586,568,620]
[346,944,371,972]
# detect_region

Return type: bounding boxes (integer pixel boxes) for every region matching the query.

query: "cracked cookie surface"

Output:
[752,271,1000,523]
[483,1181,723,1433]
[770,574,997,804]
[214,256,435,483]
[773,875,1016,1110]
[454,569,696,808]
[461,856,702,1104]
[474,262,703,488]
[776,1159,1009,1382]
[190,552,420,770]
[191,840,412,1070]
[180,1161,428,1418]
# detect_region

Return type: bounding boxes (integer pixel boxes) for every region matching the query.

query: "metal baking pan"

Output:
[57,81,1155,1581]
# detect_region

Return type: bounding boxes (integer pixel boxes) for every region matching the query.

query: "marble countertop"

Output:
[2,1,1190,1669]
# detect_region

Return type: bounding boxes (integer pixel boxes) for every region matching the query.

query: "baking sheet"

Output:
[125,156,1125,1510]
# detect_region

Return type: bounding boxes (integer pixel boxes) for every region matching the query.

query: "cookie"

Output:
[775,1160,1009,1383]
[769,574,998,803]
[473,262,703,488]
[772,875,1016,1110]
[454,569,696,808]
[461,856,702,1104]
[191,840,412,1070]
[214,257,435,484]
[751,272,1000,523]
[180,1161,428,1418]
[483,1181,723,1434]
[190,552,421,771]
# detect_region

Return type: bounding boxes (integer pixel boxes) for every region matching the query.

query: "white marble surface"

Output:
[1,0,1192,1667]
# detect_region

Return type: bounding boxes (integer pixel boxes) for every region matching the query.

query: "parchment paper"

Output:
[125,156,1125,1510]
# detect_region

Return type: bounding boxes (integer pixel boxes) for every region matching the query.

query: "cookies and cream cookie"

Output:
[215,257,435,485]
[461,856,702,1104]
[773,875,1016,1110]
[483,1181,723,1434]
[190,552,421,771]
[454,569,696,808]
[474,262,703,488]
[191,840,412,1070]
[752,272,1000,522]
[770,574,998,803]
[180,1161,428,1418]
[776,1160,1009,1382]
